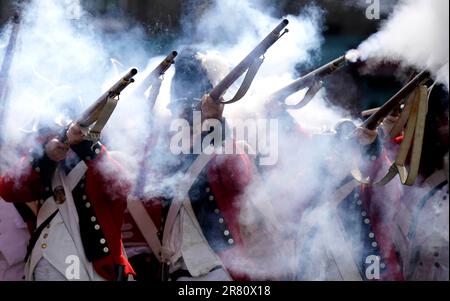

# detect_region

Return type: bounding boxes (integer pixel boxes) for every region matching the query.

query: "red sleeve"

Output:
[0,157,46,203]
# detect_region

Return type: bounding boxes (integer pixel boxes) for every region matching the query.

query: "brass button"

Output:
[41,243,47,249]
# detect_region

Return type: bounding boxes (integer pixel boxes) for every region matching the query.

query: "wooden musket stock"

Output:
[209,19,289,103]
[362,70,430,130]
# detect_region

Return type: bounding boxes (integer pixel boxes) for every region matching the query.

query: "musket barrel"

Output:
[209,19,289,101]
[58,68,137,144]
[77,68,138,127]
[270,55,347,102]
[362,70,430,130]
[134,51,178,96]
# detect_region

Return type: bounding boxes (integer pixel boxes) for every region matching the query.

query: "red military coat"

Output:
[123,140,262,280]
[0,143,135,280]
[294,135,404,281]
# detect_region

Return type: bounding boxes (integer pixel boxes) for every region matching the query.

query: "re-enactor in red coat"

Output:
[0,124,135,281]
[124,49,279,281]
[295,119,404,281]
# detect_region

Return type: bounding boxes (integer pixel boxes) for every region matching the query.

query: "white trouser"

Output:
[33,258,67,281]
[176,268,232,281]
[0,252,26,281]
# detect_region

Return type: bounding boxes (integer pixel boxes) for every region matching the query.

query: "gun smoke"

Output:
[357,0,449,89]
[0,0,443,281]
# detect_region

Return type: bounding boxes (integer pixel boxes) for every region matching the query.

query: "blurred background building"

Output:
[0,0,402,115]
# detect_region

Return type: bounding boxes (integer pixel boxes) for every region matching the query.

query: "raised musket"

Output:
[269,50,360,109]
[60,68,138,143]
[209,19,289,104]
[361,70,430,130]
[134,51,178,99]
[133,53,178,197]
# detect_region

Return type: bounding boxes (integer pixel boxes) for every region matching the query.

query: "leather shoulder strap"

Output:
[162,150,215,260]
[126,198,162,262]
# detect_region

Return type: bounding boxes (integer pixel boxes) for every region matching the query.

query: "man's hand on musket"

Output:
[45,124,85,162]
[381,115,400,138]
[45,139,69,162]
[201,94,224,121]
[356,127,378,146]
[66,123,85,145]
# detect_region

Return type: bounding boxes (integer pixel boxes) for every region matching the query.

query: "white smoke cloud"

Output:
[358,0,450,89]
[159,0,378,280]
[0,0,418,281]
[0,0,154,169]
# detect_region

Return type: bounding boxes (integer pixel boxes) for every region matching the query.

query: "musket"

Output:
[360,71,418,118]
[361,70,430,130]
[60,68,138,143]
[134,51,178,101]
[269,50,360,109]
[209,19,289,104]
[0,13,21,147]
[132,53,178,198]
